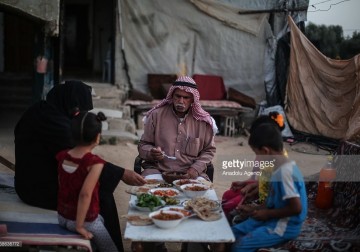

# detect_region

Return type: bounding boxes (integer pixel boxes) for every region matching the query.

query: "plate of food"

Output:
[172,179,202,190]
[144,179,164,188]
[125,186,150,195]
[149,210,184,229]
[182,197,221,212]
[121,214,153,226]
[130,193,165,212]
[180,184,209,198]
[161,206,194,218]
[149,188,180,198]
[192,207,222,222]
[182,197,222,221]
[162,171,189,184]
[156,182,174,188]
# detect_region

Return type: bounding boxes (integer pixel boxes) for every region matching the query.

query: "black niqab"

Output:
[46,80,93,117]
[14,80,93,210]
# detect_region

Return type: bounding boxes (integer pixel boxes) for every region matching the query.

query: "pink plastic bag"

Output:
[36,56,48,73]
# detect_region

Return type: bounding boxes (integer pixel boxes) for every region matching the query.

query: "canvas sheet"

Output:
[285,16,360,141]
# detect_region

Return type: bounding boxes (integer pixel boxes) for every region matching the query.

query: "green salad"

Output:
[136,193,163,210]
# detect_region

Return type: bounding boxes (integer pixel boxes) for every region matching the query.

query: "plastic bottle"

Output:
[315,156,336,209]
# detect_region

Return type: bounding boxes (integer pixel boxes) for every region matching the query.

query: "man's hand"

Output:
[187,167,199,179]
[150,147,164,161]
[121,170,146,186]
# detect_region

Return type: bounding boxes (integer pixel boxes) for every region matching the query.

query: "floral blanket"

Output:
[264,182,360,252]
[261,141,360,251]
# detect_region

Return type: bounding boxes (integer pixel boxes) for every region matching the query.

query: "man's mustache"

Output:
[175,104,185,109]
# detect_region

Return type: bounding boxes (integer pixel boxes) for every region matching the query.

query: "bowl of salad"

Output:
[131,193,165,212]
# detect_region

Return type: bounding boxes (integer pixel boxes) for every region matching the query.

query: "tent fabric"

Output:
[119,0,271,102]
[285,16,360,141]
[190,0,268,36]
[273,33,291,106]
[263,0,308,107]
[264,0,308,107]
[117,0,309,103]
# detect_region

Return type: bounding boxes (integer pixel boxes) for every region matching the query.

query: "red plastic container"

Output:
[315,156,336,209]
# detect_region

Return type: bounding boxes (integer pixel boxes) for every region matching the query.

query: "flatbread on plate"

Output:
[183,197,220,211]
[145,179,164,184]
[121,215,153,226]
[125,186,150,195]
[192,207,221,221]
[144,179,164,188]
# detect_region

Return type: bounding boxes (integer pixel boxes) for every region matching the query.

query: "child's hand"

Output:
[76,226,94,240]
[235,204,255,213]
[230,181,246,192]
[251,209,269,221]
[240,182,258,198]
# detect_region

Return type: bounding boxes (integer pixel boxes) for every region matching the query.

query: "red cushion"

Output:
[192,74,226,100]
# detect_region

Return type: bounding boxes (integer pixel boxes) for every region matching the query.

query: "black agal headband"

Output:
[173,81,197,89]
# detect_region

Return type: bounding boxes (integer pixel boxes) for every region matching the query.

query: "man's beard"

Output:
[175,104,186,111]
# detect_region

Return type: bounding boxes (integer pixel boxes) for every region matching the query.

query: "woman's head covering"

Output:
[145,76,217,134]
[46,80,93,117]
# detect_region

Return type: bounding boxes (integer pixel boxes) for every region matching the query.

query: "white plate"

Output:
[149,188,180,198]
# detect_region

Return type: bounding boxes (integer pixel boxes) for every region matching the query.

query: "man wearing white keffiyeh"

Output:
[138,76,217,180]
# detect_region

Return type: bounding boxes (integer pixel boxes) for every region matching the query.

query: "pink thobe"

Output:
[138,105,216,179]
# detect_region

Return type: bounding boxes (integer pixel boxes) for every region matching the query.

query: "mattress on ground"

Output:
[0,185,92,251]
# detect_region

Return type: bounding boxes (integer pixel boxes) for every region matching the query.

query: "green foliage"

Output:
[99,137,107,145]
[108,137,117,145]
[339,31,360,59]
[305,22,360,59]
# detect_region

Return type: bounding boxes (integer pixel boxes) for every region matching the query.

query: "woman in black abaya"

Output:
[14,80,145,252]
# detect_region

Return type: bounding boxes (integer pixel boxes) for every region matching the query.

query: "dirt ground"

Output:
[0,113,329,252]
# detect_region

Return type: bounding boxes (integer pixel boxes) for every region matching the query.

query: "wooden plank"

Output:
[0,156,15,172]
